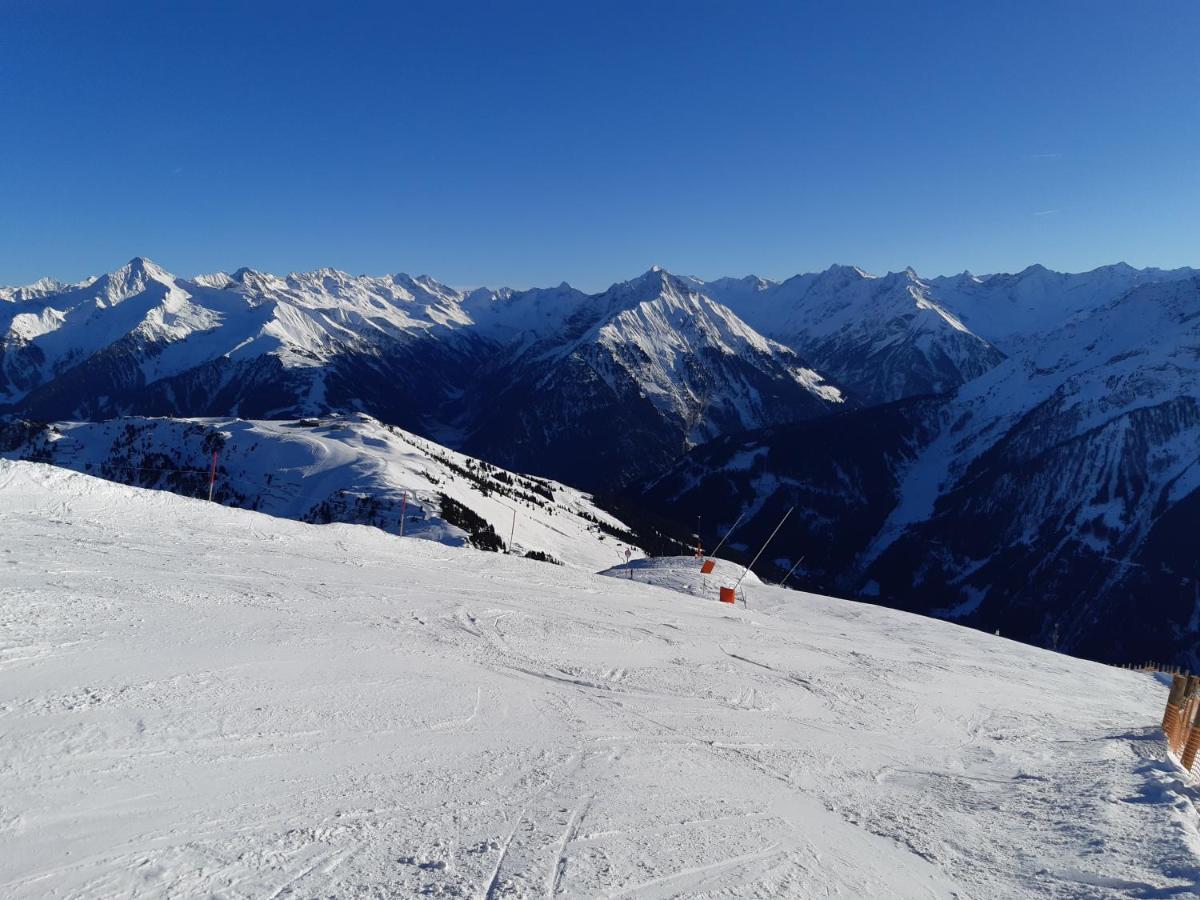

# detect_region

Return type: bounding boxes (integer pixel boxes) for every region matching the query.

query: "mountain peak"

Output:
[0,275,67,302]
[27,276,61,293]
[620,266,676,291]
[815,263,874,283]
[627,265,673,287]
[230,267,278,288]
[92,257,174,305]
[124,256,170,279]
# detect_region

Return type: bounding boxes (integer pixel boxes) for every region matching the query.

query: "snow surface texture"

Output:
[599,555,762,599]
[1,414,637,571]
[2,460,1197,898]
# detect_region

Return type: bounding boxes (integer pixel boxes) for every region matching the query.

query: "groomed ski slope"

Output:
[1,461,1197,898]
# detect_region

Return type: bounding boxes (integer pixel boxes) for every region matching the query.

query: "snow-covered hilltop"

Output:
[0,460,1193,897]
[0,414,640,571]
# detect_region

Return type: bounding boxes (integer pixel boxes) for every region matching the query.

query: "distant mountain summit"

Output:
[698,264,1005,404]
[463,266,843,486]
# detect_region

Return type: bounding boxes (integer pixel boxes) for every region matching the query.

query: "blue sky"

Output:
[1,0,1197,291]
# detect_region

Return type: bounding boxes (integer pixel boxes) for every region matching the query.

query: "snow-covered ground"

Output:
[2,415,639,571]
[1,461,1196,898]
[599,555,762,600]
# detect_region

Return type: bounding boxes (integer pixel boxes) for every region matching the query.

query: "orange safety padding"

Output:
[700,559,715,574]
[1179,698,1200,753]
[1182,725,1200,771]
[1164,703,1182,751]
[719,586,736,604]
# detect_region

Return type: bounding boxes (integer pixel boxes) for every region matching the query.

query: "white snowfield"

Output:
[10,414,639,572]
[598,555,763,599]
[1,461,1196,899]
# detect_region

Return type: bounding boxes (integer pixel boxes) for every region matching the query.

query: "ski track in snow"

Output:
[1,460,1199,898]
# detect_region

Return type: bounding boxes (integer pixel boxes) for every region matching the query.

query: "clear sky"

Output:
[2,0,1197,292]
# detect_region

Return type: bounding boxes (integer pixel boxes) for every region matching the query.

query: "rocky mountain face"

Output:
[643,274,1200,665]
[0,260,843,489]
[462,268,843,487]
[696,266,1006,405]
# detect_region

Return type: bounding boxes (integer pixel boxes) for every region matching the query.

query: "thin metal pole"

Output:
[207,450,217,502]
[495,500,518,553]
[780,555,806,588]
[399,491,407,537]
[706,511,746,562]
[734,507,793,591]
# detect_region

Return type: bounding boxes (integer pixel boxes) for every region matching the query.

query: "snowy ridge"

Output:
[698,265,1005,404]
[585,270,844,431]
[928,262,1199,351]
[3,255,1190,434]
[1,461,1196,897]
[0,259,847,487]
[0,414,639,570]
[461,267,845,487]
[0,258,479,409]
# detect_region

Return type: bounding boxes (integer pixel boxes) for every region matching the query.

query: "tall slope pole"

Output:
[706,511,746,562]
[733,507,794,592]
[207,450,218,502]
[780,555,806,588]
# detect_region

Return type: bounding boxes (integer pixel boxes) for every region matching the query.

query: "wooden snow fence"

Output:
[1158,671,1200,772]
[1124,661,1189,677]
[1116,661,1200,772]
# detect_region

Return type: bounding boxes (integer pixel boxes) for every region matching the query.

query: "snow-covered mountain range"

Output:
[0,259,843,488]
[694,266,1004,404]
[5,255,1200,663]
[0,413,640,571]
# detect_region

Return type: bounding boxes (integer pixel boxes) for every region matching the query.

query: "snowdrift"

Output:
[599,554,762,600]
[1,460,1197,898]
